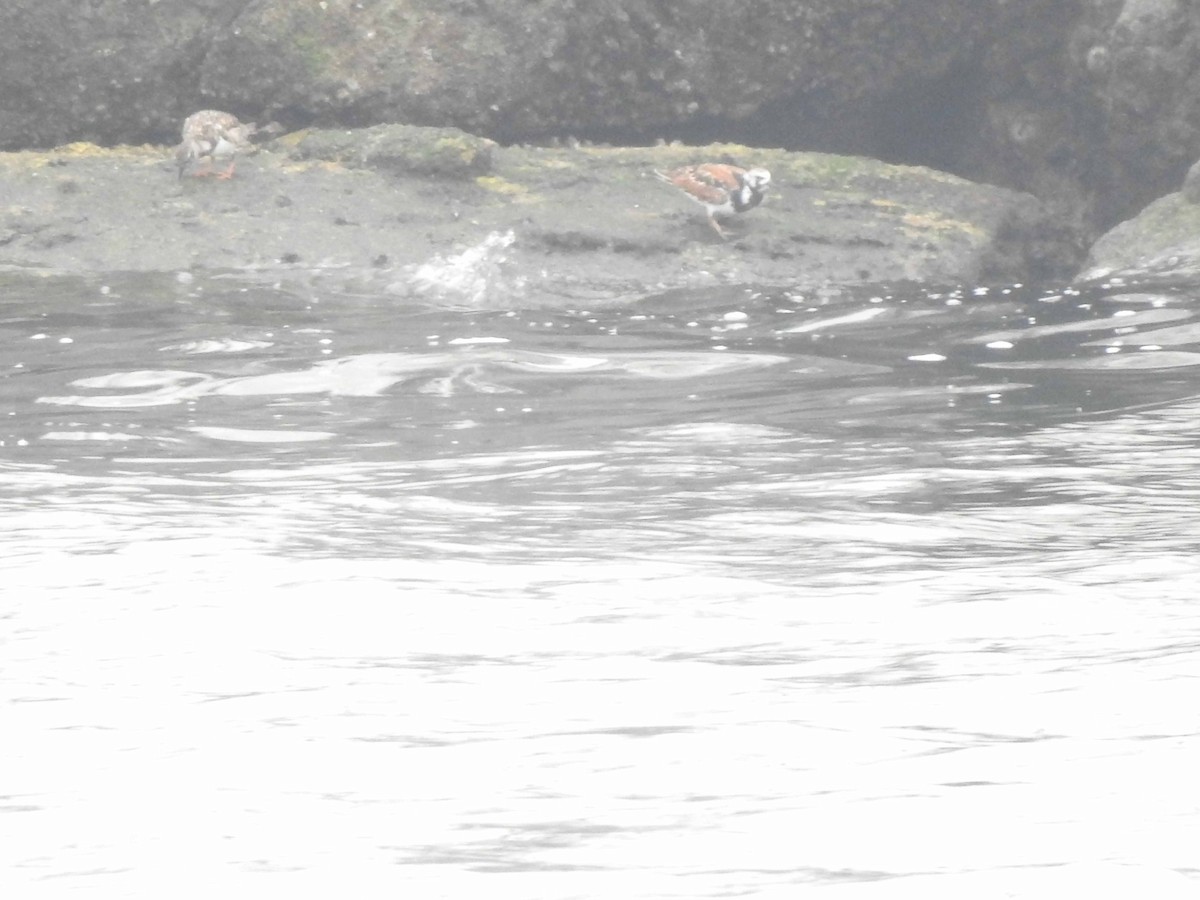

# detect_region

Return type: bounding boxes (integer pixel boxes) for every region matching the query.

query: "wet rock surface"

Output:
[0,128,1076,298]
[1078,188,1200,288]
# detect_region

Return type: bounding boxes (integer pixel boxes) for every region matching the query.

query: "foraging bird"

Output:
[174,110,257,180]
[654,163,772,239]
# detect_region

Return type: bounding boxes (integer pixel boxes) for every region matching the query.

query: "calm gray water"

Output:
[4,249,1200,898]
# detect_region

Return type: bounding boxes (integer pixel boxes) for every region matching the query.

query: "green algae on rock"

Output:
[284,124,495,179]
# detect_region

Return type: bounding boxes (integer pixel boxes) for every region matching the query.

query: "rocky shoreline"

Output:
[7,2,1200,292]
[7,1,1200,255]
[0,125,1083,299]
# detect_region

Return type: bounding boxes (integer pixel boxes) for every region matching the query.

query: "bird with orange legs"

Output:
[654,163,772,239]
[174,110,257,180]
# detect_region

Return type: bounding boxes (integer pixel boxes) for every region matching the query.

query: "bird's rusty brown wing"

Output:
[661,164,742,204]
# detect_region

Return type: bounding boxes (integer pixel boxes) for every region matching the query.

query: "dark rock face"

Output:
[949,0,1200,239]
[0,1,244,148]
[0,1,988,145]
[1067,0,1200,222]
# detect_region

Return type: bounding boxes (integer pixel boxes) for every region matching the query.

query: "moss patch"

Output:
[287,124,495,179]
[475,175,531,197]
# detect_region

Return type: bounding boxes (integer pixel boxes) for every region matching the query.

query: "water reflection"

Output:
[3,270,1199,896]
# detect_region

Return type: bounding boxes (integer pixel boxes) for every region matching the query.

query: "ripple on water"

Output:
[4,272,1200,894]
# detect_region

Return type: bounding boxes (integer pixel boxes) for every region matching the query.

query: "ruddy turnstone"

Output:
[654,163,772,238]
[174,110,257,180]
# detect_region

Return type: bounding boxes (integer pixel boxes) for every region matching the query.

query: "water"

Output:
[3,253,1200,897]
